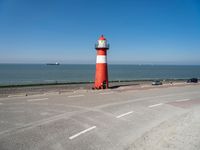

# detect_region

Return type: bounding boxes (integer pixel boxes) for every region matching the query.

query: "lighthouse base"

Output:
[94,63,109,89]
[93,81,108,90]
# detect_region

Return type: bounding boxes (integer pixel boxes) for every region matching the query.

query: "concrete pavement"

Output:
[0,84,200,150]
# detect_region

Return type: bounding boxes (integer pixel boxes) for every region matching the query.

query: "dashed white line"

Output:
[99,92,113,95]
[148,103,163,108]
[68,95,84,98]
[116,111,134,118]
[141,85,150,88]
[27,98,48,102]
[175,98,190,102]
[0,110,24,113]
[44,92,59,95]
[8,94,26,98]
[69,126,96,140]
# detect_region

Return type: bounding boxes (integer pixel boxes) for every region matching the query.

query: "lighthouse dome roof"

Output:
[99,35,106,40]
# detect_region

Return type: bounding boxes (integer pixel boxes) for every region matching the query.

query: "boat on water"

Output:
[46,62,60,65]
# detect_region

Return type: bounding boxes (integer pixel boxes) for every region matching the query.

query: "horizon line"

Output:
[0,63,200,66]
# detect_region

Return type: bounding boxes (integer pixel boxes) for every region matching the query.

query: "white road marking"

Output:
[8,94,26,98]
[68,95,84,98]
[148,103,163,108]
[44,92,59,95]
[141,85,150,88]
[99,92,113,95]
[0,110,24,113]
[27,98,48,102]
[69,126,96,140]
[175,98,190,102]
[116,111,134,118]
[156,94,174,98]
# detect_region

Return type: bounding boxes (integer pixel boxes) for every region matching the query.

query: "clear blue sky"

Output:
[0,0,200,65]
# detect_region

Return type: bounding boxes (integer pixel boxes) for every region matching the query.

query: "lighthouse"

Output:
[94,35,109,89]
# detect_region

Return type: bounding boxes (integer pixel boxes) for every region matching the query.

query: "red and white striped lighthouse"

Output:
[94,35,109,89]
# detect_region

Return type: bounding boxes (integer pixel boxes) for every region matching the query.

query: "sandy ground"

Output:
[127,106,200,150]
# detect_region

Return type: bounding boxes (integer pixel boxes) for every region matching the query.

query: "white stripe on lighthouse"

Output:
[96,55,107,63]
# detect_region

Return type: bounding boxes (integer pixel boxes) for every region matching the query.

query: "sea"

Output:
[0,64,200,86]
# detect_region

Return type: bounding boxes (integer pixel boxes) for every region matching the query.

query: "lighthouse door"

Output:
[103,81,106,89]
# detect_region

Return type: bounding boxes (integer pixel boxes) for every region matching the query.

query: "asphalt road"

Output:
[0,84,200,150]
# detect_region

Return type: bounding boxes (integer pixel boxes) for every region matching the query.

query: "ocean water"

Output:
[0,64,200,85]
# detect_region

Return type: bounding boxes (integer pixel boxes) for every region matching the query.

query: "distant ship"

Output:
[46,62,60,65]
